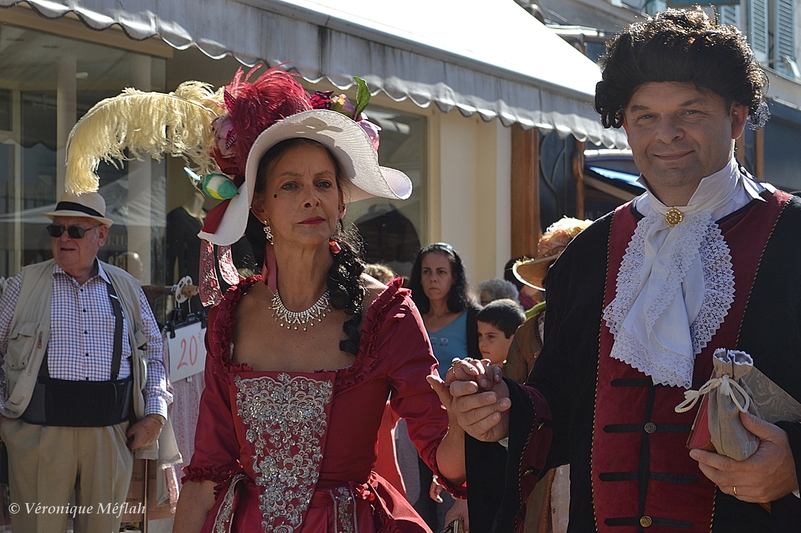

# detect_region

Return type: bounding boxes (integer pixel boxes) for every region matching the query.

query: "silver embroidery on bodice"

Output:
[235,373,333,533]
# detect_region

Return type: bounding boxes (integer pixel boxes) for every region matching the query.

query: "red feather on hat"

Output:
[216,66,312,177]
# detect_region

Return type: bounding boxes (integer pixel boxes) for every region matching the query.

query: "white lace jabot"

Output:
[603,158,752,388]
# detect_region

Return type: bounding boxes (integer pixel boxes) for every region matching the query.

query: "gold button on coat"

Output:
[639,515,653,527]
[644,422,657,434]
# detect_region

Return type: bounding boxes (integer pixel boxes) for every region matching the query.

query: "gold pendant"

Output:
[665,208,683,227]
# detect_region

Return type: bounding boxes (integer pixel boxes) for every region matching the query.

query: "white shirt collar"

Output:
[635,158,765,222]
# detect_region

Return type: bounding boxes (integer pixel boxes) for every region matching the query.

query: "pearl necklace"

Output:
[270,290,330,331]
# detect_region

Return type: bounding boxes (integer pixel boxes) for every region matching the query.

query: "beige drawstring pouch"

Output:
[677,348,801,461]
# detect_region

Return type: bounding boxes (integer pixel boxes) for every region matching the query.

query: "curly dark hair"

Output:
[245,137,366,355]
[595,8,769,129]
[409,242,476,314]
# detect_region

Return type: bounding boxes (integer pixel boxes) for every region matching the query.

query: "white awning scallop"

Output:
[0,0,629,148]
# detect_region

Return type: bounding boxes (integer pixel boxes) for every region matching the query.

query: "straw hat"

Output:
[43,191,113,227]
[513,217,592,290]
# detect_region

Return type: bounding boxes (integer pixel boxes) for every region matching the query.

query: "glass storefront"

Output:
[343,105,427,278]
[0,20,429,308]
[0,22,167,287]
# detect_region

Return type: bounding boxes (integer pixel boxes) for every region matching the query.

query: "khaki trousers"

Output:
[1,419,133,533]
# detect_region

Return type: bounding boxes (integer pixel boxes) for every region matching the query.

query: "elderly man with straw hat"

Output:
[0,191,171,533]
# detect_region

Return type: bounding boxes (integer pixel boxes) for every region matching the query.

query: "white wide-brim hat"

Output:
[199,109,412,246]
[43,191,113,227]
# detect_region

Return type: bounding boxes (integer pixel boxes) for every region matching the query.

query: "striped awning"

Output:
[0,0,629,148]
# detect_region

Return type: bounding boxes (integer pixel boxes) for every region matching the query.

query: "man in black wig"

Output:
[440,8,801,533]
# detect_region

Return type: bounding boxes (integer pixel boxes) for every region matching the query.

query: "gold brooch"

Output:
[665,208,683,227]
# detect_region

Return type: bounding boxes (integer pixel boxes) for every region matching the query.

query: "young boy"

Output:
[476,298,525,366]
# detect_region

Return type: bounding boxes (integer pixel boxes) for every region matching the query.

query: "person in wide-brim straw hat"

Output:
[197,107,412,248]
[513,217,593,292]
[61,66,467,532]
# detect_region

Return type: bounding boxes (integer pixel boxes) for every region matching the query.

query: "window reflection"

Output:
[0,23,167,305]
[344,105,427,278]
[0,27,429,320]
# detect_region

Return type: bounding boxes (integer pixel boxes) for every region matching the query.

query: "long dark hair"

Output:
[245,137,366,355]
[409,242,475,314]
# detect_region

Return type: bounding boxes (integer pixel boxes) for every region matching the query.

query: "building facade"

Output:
[0,0,628,298]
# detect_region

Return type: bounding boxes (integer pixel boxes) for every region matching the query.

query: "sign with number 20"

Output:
[168,322,207,381]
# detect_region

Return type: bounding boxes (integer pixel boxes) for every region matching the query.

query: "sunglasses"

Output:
[46,223,102,239]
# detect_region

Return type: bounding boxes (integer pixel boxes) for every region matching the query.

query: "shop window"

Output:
[0,22,166,290]
[343,105,427,278]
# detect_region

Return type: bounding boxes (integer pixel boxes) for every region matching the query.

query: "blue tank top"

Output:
[427,311,468,378]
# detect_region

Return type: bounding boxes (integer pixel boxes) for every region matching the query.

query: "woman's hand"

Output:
[445,357,503,390]
[427,357,502,412]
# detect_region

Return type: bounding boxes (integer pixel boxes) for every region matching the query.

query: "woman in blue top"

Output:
[408,242,480,531]
[409,242,480,373]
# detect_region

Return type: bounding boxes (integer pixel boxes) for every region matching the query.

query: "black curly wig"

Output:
[246,138,366,355]
[595,8,769,129]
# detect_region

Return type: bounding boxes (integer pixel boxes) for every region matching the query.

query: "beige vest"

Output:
[2,259,169,460]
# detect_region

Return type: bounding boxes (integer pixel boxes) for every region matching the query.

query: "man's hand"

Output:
[428,358,511,443]
[450,378,511,443]
[126,416,163,451]
[691,411,798,503]
[427,357,504,414]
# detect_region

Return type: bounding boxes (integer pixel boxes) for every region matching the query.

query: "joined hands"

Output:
[427,358,513,443]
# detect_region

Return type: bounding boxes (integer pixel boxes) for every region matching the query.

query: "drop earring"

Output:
[263,221,273,244]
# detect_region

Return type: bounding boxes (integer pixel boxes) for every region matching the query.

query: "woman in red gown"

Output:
[172,68,466,533]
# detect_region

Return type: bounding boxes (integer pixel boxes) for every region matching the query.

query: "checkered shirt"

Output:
[0,261,171,417]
